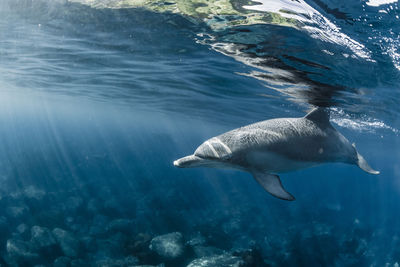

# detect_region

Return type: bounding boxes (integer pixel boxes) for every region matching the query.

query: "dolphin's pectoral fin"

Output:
[251,171,295,201]
[356,152,380,175]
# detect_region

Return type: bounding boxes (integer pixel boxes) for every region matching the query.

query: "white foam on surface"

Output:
[381,37,400,71]
[366,0,398,7]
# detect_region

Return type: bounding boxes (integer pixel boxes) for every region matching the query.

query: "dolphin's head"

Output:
[174,138,233,168]
[194,138,232,159]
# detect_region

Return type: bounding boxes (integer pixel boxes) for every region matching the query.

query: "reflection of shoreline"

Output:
[68,0,371,60]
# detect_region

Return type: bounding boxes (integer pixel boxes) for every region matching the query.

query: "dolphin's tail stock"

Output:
[356,152,380,175]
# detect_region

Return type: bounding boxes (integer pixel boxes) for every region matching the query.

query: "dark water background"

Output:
[0,0,399,266]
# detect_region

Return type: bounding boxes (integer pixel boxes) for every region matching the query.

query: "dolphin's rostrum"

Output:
[174,108,379,201]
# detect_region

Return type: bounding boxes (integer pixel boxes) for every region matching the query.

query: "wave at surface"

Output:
[244,0,372,60]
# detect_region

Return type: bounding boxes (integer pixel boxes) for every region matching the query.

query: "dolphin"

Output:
[173,108,379,201]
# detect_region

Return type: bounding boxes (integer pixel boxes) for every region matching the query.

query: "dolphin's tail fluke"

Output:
[356,152,380,175]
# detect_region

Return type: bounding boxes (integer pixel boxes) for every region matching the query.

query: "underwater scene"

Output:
[0,0,399,266]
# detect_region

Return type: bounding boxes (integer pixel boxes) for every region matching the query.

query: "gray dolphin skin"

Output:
[173,108,379,201]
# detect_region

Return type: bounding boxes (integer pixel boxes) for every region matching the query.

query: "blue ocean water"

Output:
[0,0,399,266]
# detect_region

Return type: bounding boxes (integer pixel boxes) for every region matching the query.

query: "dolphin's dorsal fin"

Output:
[252,171,295,201]
[304,107,330,127]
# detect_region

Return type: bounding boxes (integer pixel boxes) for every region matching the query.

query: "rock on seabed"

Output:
[149,232,185,259]
[52,228,80,258]
[187,254,244,267]
[31,226,57,249]
[6,239,39,262]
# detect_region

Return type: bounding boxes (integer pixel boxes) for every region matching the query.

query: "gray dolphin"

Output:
[173,108,379,201]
